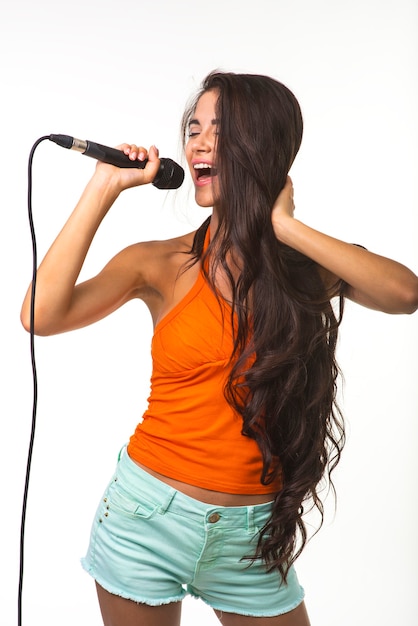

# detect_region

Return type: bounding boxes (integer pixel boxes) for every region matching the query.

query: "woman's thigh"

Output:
[214,600,310,626]
[96,583,182,626]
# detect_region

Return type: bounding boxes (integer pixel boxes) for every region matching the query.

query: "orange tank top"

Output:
[127,231,282,494]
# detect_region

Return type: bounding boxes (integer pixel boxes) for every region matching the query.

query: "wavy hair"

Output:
[182,71,346,580]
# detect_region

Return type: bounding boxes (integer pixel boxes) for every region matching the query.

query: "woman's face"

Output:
[185,89,220,208]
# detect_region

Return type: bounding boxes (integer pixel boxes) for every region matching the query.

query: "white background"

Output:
[1,1,417,624]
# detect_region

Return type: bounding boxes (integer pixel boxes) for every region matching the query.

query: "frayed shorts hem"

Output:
[81,559,187,606]
[82,556,305,617]
[189,588,306,618]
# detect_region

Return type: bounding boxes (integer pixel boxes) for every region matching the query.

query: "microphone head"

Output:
[153,158,185,189]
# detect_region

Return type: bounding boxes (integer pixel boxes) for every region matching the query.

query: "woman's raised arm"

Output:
[20,144,161,335]
[271,177,418,314]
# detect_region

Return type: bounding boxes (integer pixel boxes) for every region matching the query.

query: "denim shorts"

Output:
[81,448,304,617]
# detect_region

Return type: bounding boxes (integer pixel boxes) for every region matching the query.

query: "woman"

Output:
[21,71,418,625]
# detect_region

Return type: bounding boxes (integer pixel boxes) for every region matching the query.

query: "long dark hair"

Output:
[182,71,346,580]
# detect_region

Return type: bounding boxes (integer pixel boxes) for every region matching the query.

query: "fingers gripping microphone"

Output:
[49,134,184,189]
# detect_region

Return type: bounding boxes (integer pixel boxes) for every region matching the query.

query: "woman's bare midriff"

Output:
[132,460,276,506]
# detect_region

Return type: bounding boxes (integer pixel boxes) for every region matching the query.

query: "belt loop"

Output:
[246,506,256,534]
[158,489,176,515]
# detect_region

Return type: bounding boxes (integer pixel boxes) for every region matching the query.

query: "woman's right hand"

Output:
[94,143,161,192]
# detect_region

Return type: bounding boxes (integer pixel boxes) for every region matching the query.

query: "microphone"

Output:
[49,134,184,190]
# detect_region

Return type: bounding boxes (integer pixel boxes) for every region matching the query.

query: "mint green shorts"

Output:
[81,448,304,617]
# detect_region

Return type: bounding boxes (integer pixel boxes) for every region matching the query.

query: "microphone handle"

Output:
[83,140,148,169]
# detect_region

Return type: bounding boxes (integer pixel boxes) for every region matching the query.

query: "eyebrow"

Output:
[188,118,220,127]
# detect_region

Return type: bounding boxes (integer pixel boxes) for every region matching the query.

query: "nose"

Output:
[189,129,213,153]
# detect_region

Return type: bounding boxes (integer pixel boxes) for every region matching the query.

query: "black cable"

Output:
[18,136,50,626]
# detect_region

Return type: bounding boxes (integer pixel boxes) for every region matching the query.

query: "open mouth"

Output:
[193,163,218,181]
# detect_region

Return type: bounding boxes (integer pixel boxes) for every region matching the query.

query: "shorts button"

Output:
[208,512,220,523]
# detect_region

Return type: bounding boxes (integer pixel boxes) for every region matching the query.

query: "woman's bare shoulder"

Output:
[147,230,196,255]
[127,230,196,265]
[117,230,198,293]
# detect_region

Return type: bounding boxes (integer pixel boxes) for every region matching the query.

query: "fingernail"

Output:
[138,151,145,161]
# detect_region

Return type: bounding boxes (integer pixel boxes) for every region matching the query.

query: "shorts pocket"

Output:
[106,478,159,520]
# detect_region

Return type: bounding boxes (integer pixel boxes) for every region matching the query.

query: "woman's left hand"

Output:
[271,176,295,241]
